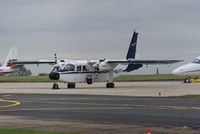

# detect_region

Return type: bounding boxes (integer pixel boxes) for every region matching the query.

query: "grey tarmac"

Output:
[0,81,200,96]
[0,82,200,134]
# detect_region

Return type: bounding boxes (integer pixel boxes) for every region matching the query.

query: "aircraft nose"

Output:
[49,72,60,80]
[172,68,182,75]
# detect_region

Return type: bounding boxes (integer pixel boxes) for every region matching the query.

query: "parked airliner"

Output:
[8,31,182,89]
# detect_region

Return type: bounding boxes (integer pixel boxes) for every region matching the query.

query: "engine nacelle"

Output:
[98,61,113,71]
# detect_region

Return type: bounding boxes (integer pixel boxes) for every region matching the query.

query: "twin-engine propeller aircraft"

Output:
[8,31,182,89]
[0,48,18,75]
[172,56,200,83]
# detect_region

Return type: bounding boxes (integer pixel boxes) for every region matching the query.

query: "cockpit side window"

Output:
[192,58,200,64]
[58,64,75,72]
[77,66,81,71]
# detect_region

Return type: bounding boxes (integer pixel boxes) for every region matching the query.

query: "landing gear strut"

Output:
[52,83,59,89]
[106,82,115,88]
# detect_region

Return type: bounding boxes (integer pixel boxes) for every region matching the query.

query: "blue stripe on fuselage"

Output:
[59,71,109,75]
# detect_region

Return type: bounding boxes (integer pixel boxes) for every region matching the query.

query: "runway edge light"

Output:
[146,128,152,134]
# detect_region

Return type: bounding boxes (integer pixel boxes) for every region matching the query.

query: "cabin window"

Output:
[77,66,81,71]
[83,65,89,71]
[59,64,75,72]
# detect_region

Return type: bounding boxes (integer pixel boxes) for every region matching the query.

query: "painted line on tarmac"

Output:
[0,98,21,108]
[0,107,134,112]
[1,103,200,112]
[14,99,200,111]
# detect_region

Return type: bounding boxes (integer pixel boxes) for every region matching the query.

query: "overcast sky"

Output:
[1,0,200,74]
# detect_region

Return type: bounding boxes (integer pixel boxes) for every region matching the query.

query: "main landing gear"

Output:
[52,82,113,89]
[106,82,115,88]
[67,83,76,88]
[52,82,76,89]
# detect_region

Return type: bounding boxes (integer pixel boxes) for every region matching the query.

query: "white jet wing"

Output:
[7,60,56,65]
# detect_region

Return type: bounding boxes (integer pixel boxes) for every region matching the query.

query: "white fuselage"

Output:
[0,66,13,74]
[172,57,200,77]
[50,60,117,83]
[59,72,111,83]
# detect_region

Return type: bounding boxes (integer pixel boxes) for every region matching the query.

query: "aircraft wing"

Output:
[7,60,56,65]
[107,59,183,65]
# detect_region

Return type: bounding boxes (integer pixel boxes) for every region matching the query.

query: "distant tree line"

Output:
[16,66,32,76]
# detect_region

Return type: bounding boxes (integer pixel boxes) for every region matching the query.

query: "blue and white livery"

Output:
[8,31,181,89]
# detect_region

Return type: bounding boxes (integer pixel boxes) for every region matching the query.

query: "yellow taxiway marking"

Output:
[0,98,21,108]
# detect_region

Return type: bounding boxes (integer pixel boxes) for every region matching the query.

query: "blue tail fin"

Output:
[124,30,142,72]
[126,31,138,60]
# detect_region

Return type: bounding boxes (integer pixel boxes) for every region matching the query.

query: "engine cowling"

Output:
[98,61,113,71]
[49,72,60,80]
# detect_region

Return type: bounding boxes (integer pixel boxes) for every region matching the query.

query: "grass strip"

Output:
[114,74,183,82]
[0,76,52,83]
[0,74,183,83]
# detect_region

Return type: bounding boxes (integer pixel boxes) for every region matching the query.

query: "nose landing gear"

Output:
[52,83,59,89]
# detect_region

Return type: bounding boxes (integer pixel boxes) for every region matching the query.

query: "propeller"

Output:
[52,53,60,71]
[54,53,57,64]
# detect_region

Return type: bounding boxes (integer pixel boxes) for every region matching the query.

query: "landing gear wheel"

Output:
[52,83,59,89]
[67,83,76,88]
[106,82,115,88]
[184,77,191,83]
[86,76,93,85]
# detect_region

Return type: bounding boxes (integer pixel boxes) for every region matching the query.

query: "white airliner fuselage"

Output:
[172,56,200,83]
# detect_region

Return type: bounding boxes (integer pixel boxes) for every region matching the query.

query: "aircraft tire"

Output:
[106,82,115,88]
[67,83,76,88]
[86,76,93,85]
[184,77,191,83]
[52,83,59,89]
